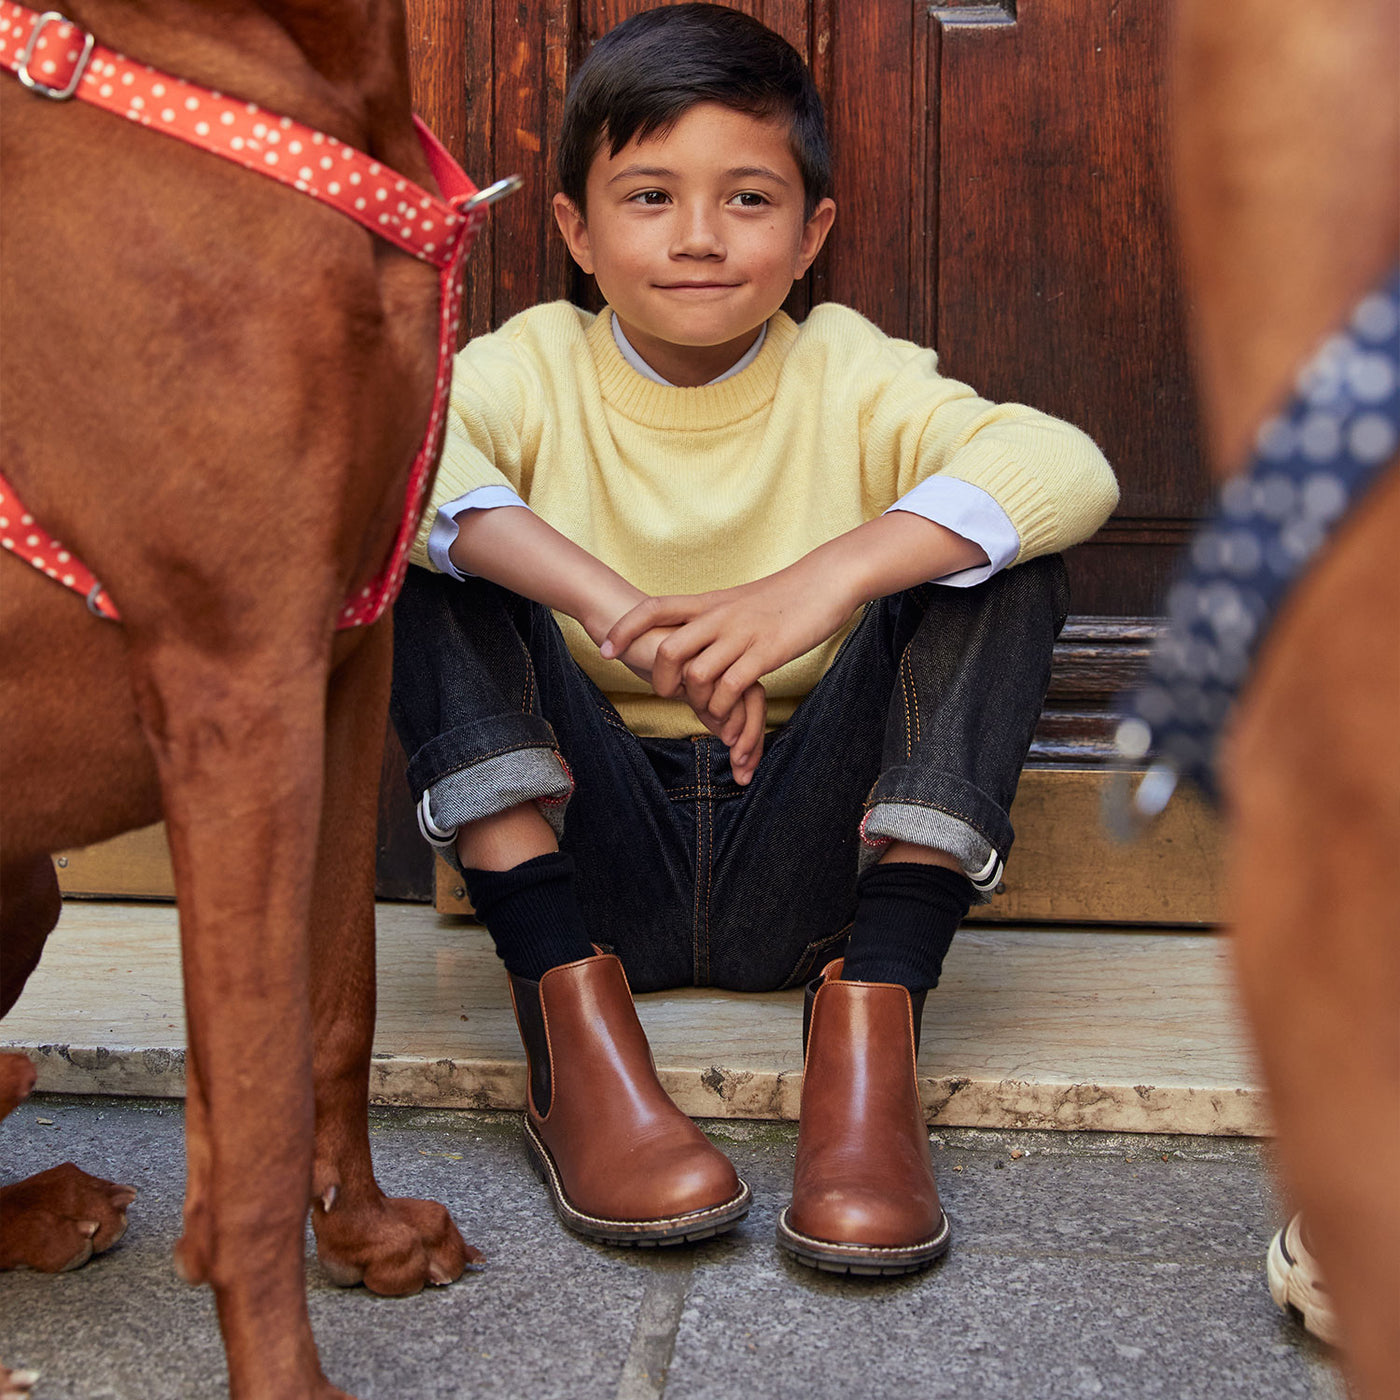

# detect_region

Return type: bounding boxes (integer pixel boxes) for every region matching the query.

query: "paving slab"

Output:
[3,902,1266,1135]
[664,1125,1337,1400]
[0,1097,1339,1400]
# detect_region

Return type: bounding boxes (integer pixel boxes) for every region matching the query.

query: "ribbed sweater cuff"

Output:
[939,423,1115,563]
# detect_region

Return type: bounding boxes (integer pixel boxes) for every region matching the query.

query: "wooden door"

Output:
[376,0,1217,915]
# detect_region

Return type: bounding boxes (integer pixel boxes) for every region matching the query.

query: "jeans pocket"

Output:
[777,922,852,991]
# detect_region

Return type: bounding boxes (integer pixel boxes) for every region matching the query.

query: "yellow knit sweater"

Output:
[411,301,1118,736]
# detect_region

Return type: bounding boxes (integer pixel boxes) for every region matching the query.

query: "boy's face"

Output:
[553,102,835,386]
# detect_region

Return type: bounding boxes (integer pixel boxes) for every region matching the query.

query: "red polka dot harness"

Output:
[0,3,485,628]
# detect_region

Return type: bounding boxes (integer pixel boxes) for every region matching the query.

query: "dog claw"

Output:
[51,1219,102,1271]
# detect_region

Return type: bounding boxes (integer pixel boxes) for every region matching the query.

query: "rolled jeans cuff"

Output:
[858,770,1012,901]
[418,747,574,869]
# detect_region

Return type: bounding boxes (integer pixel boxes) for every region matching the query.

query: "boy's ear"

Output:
[552,194,594,275]
[795,197,837,279]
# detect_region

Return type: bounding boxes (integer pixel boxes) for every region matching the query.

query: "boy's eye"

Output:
[730,191,770,208]
[629,189,671,206]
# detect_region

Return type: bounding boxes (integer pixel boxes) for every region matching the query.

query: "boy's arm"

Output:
[602,512,986,723]
[449,505,643,649]
[450,507,767,783]
[844,306,1119,566]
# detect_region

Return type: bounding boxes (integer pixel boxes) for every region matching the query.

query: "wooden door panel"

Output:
[587,0,807,44]
[929,1,1208,615]
[810,0,918,332]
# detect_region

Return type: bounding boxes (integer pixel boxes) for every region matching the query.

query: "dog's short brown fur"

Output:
[0,4,477,1395]
[1173,3,1399,1395]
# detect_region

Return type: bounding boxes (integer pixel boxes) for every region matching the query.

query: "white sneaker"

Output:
[1267,1212,1340,1346]
[416,790,458,852]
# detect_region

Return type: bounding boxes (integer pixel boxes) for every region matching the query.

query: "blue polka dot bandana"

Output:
[1116,265,1400,808]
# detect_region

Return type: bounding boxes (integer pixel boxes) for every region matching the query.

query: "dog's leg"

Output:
[0,861,138,1273]
[1226,471,1400,1399]
[171,1032,213,1278]
[307,619,480,1291]
[1175,3,1399,1393]
[127,637,348,1400]
[0,857,60,1020]
[0,1055,37,1121]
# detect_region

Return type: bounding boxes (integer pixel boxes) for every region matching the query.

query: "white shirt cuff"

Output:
[427,486,530,579]
[884,477,1020,587]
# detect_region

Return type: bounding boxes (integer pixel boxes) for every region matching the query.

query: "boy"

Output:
[392,3,1117,1270]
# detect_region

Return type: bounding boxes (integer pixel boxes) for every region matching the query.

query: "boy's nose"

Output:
[671,206,725,258]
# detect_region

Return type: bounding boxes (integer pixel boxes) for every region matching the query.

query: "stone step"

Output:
[3,900,1266,1136]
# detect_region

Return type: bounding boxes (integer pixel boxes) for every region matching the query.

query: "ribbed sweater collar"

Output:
[587,307,799,430]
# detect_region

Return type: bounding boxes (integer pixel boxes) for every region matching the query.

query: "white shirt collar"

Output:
[611,315,767,386]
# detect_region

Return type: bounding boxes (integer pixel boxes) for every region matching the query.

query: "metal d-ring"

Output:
[1102,713,1181,844]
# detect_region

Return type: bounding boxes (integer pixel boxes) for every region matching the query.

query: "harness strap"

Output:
[0,4,473,268]
[0,4,487,631]
[1113,266,1400,815]
[0,479,117,618]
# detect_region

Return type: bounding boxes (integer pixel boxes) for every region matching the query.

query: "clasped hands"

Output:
[599,567,855,787]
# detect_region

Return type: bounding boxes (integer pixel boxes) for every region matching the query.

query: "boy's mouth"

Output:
[656,281,741,290]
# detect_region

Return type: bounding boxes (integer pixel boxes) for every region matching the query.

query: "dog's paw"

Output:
[313,1191,482,1296]
[0,1163,137,1272]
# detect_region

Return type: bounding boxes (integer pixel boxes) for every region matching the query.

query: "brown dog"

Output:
[0,3,478,1395]
[1173,2,1399,1396]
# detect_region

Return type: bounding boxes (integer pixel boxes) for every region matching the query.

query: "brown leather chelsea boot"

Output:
[508,951,750,1245]
[777,958,950,1274]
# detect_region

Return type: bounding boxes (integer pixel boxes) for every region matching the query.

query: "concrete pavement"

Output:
[0,1097,1341,1400]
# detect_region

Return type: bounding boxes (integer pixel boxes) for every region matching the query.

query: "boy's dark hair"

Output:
[557,3,831,218]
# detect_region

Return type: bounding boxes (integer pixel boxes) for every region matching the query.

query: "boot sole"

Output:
[775,1206,951,1276]
[523,1116,751,1247]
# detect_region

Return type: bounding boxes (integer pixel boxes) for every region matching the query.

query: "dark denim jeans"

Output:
[391,557,1069,994]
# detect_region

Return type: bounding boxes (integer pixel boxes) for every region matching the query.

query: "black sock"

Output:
[461,851,595,981]
[840,862,973,994]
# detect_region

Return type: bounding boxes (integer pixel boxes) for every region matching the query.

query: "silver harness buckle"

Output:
[16,11,95,101]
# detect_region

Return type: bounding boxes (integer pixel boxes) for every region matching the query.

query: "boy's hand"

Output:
[608,625,767,785]
[601,567,856,729]
[601,513,990,725]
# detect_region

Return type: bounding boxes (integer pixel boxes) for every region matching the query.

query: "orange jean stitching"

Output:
[897,650,923,756]
[907,663,922,748]
[692,741,705,984]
